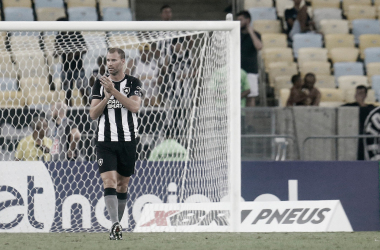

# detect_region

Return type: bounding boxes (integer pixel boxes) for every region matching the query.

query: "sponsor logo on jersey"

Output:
[107,99,125,109]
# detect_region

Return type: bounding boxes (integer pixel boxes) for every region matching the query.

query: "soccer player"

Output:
[90,48,142,240]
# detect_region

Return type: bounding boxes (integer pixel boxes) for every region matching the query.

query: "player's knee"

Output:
[103,178,117,189]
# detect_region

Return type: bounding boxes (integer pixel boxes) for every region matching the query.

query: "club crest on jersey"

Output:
[123,87,130,95]
[98,158,103,166]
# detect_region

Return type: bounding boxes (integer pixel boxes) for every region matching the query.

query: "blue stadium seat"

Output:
[364,47,380,66]
[34,0,64,9]
[292,33,323,58]
[248,7,277,25]
[334,62,364,82]
[103,7,132,21]
[352,19,380,44]
[371,75,380,101]
[68,7,98,21]
[0,77,17,91]
[4,7,34,21]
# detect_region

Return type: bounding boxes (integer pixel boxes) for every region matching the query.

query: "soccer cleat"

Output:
[109,222,122,240]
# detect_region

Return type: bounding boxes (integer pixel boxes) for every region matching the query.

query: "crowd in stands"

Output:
[241,0,380,108]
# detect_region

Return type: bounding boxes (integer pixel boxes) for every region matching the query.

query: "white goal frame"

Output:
[0,20,241,232]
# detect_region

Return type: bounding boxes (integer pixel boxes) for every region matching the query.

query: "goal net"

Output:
[0,21,241,233]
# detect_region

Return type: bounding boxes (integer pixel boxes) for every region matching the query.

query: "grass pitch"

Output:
[1,232,380,250]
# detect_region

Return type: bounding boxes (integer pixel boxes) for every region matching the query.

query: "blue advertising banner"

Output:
[241,161,380,231]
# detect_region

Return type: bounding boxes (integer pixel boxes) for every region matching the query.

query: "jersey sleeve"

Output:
[92,78,102,100]
[130,77,143,97]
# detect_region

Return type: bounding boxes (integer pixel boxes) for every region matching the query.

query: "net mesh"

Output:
[0,29,230,232]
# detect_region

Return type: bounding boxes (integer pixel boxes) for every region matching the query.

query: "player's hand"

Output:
[100,76,115,94]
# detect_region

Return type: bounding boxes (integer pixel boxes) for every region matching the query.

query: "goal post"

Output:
[0,20,241,232]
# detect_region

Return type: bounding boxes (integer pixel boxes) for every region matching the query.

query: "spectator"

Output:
[342,85,376,160]
[129,43,161,106]
[286,74,308,106]
[236,10,262,107]
[302,73,321,106]
[54,17,89,106]
[285,0,315,39]
[160,5,172,21]
[342,85,375,108]
[15,116,52,161]
[48,102,82,161]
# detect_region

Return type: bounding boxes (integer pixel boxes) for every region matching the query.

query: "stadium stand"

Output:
[364,47,380,66]
[311,0,340,9]
[0,91,25,108]
[2,0,32,8]
[292,33,323,58]
[248,7,277,25]
[313,8,343,31]
[330,47,360,64]
[244,0,273,9]
[299,61,331,78]
[268,61,298,86]
[342,0,372,15]
[314,75,336,89]
[262,47,294,71]
[297,48,328,68]
[338,75,369,89]
[319,19,349,35]
[66,0,96,8]
[261,33,287,49]
[359,34,380,59]
[36,7,66,21]
[34,0,64,9]
[4,7,34,21]
[318,88,345,107]
[274,75,292,98]
[252,19,282,34]
[334,62,365,82]
[352,19,380,44]
[372,75,380,101]
[67,7,98,21]
[347,5,377,24]
[367,62,380,84]
[99,0,129,15]
[102,7,133,22]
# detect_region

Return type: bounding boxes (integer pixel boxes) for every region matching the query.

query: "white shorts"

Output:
[247,73,259,97]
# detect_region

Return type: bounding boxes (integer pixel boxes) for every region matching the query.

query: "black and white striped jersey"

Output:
[92,74,142,142]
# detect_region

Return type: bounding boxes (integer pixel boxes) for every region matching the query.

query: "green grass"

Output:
[1,232,380,250]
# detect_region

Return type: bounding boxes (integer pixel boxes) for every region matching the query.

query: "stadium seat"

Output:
[3,0,32,8]
[102,7,133,21]
[371,75,380,101]
[352,19,380,44]
[0,53,17,78]
[12,51,48,78]
[244,0,273,8]
[314,75,336,88]
[359,34,380,59]
[274,76,293,98]
[346,5,376,23]
[34,0,64,8]
[276,0,306,19]
[297,48,328,68]
[292,33,323,58]
[366,62,380,84]
[26,90,64,109]
[261,33,287,49]
[248,7,277,25]
[313,8,342,31]
[267,62,298,87]
[19,77,50,92]
[0,91,25,108]
[338,75,369,89]
[330,47,359,64]
[344,88,375,102]
[299,61,331,78]
[262,47,293,71]
[342,0,372,15]
[319,19,349,35]
[364,47,380,66]
[4,7,34,21]
[324,34,355,55]
[67,7,98,21]
[334,62,364,82]
[252,20,282,34]
[279,88,290,107]
[0,77,17,91]
[36,7,66,21]
[66,0,96,8]
[319,88,345,105]
[10,36,41,52]
[311,0,340,9]
[99,0,129,15]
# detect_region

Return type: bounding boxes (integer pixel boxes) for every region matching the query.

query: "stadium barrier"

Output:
[0,161,378,232]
